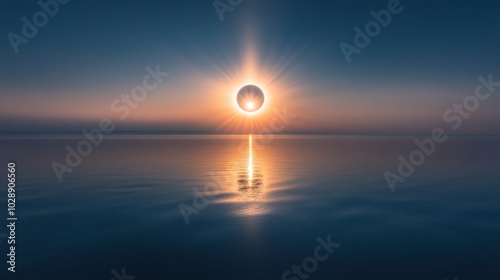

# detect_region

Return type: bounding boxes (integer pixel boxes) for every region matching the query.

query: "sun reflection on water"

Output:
[234,135,268,216]
[238,135,263,199]
[248,134,253,181]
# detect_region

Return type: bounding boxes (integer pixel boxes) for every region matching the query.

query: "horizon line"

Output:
[1,132,499,140]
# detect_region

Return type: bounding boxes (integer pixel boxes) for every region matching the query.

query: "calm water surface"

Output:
[0,135,499,280]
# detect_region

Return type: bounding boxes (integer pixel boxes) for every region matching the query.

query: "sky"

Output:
[0,0,499,135]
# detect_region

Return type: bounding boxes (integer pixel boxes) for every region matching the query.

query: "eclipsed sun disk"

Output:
[237,85,265,113]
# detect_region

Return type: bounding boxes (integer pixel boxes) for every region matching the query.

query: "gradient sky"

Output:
[1,0,499,135]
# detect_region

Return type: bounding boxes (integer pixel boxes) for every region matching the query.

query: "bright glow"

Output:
[246,102,254,110]
[193,30,305,133]
[248,134,253,181]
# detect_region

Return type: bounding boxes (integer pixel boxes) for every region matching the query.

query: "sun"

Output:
[208,36,302,133]
[236,85,265,113]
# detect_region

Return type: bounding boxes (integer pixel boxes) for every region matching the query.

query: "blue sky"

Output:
[1,0,499,134]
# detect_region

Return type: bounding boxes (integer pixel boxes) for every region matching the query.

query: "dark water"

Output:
[1,135,499,280]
